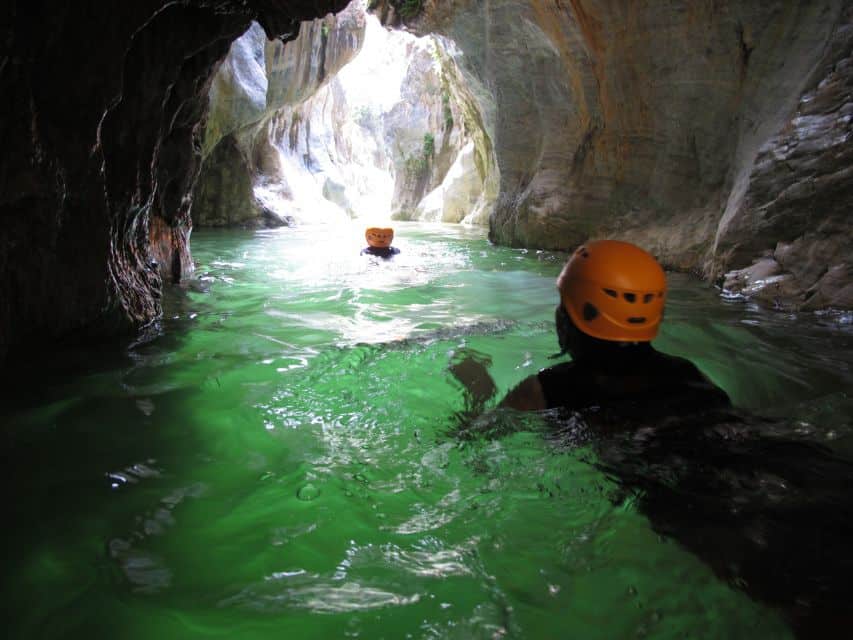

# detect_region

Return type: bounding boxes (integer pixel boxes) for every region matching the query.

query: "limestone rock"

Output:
[416,141,486,223]
[265,5,367,110]
[399,0,853,310]
[722,257,803,309]
[197,1,495,227]
[802,264,853,311]
[193,135,262,227]
[713,7,853,309]
[194,2,367,227]
[203,22,268,159]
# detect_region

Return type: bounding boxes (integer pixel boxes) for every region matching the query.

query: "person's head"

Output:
[555,240,667,358]
[365,227,394,249]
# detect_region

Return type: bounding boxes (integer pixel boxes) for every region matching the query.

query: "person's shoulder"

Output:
[534,360,589,410]
[542,360,576,373]
[500,374,548,411]
[652,348,732,405]
[650,349,705,376]
[390,246,400,255]
[537,360,582,383]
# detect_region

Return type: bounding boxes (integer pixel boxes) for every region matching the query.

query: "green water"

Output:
[3,222,852,639]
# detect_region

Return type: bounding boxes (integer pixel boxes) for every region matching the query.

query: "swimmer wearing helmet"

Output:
[361,227,400,259]
[452,240,730,416]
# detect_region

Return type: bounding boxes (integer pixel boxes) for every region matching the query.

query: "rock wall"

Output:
[3,0,851,364]
[389,0,853,309]
[192,3,368,227]
[0,0,349,364]
[717,9,853,310]
[193,1,497,228]
[393,38,499,224]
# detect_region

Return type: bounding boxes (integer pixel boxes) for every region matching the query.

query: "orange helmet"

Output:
[365,227,394,248]
[557,240,667,342]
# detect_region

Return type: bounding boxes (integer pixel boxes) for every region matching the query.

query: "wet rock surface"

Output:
[716,9,853,310]
[0,0,349,363]
[191,3,367,228]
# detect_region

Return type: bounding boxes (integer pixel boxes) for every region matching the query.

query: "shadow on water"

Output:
[453,403,853,640]
[0,288,205,617]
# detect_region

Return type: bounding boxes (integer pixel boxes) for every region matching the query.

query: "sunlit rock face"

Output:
[0,0,349,363]
[193,4,366,227]
[394,0,852,309]
[194,0,496,228]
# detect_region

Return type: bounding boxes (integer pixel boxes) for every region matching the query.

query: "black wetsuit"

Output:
[535,344,853,637]
[360,246,400,258]
[537,343,730,417]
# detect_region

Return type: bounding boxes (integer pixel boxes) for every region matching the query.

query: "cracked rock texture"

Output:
[0,0,349,363]
[716,8,853,310]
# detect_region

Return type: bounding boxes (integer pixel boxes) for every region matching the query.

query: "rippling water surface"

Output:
[3,222,852,639]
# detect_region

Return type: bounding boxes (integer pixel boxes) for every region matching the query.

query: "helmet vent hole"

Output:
[628,317,646,324]
[603,288,618,298]
[583,303,599,321]
[623,292,636,303]
[643,293,654,303]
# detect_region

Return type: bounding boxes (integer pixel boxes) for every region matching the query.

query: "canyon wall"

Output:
[193,7,369,227]
[193,1,497,228]
[0,1,349,363]
[390,0,852,309]
[2,0,851,364]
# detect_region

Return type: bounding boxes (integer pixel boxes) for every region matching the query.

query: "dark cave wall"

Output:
[0,0,349,363]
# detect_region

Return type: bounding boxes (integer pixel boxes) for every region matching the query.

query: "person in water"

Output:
[360,227,400,258]
[452,239,730,417]
[451,240,853,638]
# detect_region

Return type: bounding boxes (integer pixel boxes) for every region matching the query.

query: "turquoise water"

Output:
[3,222,852,639]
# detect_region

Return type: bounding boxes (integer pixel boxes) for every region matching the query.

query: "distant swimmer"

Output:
[360,227,400,259]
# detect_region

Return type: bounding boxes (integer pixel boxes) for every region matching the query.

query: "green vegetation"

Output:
[442,91,454,131]
[351,104,373,127]
[404,132,435,178]
[394,0,423,20]
[422,132,435,158]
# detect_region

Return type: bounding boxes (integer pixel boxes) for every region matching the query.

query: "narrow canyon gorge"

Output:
[1,0,851,362]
